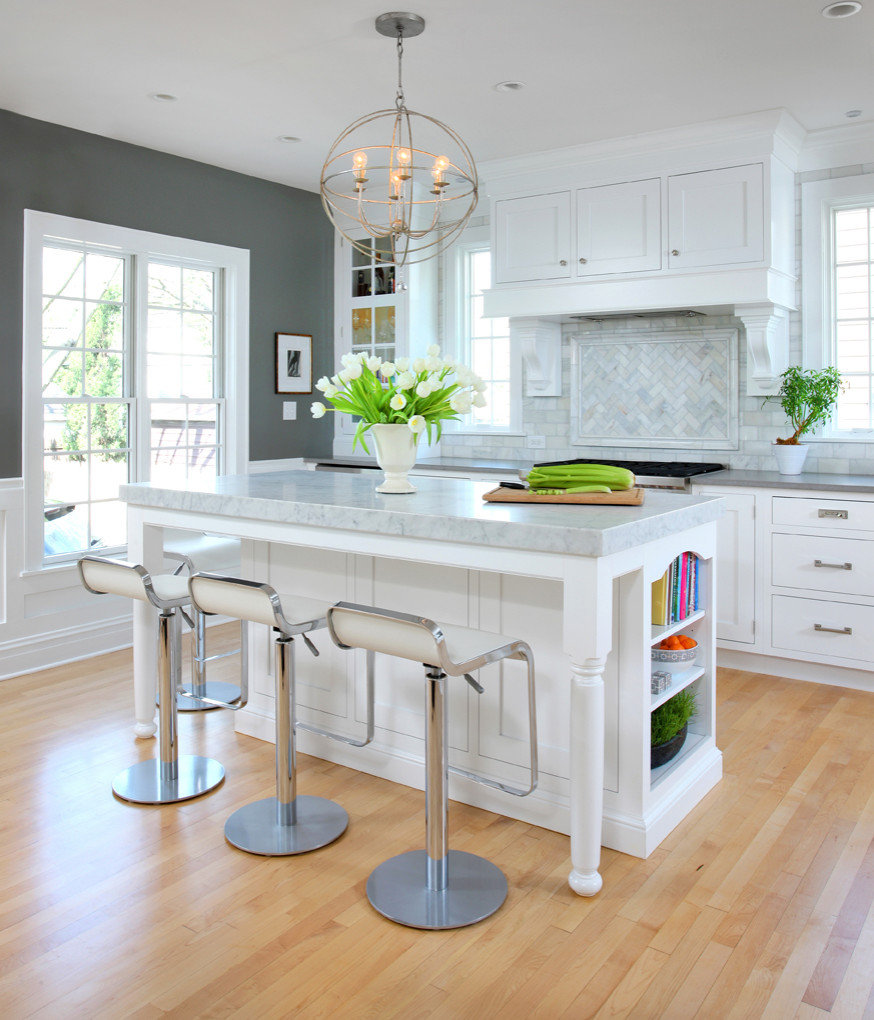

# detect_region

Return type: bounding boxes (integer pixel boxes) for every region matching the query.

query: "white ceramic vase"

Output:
[773,442,809,475]
[371,423,420,493]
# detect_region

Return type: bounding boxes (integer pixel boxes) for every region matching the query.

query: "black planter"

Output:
[651,722,688,769]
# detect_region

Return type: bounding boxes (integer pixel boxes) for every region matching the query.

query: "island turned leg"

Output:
[568,657,605,896]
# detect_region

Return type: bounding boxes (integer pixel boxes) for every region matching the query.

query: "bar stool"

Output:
[188,573,374,856]
[326,602,538,930]
[163,532,245,713]
[78,555,225,805]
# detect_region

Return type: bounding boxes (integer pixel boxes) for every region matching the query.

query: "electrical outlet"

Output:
[526,434,546,449]
[282,401,297,421]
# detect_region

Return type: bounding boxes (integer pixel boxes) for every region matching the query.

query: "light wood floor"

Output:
[2,636,874,1019]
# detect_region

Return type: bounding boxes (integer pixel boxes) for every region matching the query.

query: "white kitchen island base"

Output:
[122,471,724,893]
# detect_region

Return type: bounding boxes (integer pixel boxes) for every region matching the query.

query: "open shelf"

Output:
[650,665,704,710]
[650,728,709,790]
[651,608,705,645]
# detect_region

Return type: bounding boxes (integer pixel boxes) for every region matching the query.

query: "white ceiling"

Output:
[1,0,872,193]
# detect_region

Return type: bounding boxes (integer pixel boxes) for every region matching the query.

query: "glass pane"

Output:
[149,263,182,307]
[374,265,394,295]
[189,447,217,480]
[43,298,83,348]
[148,308,182,353]
[90,453,128,501]
[471,342,493,378]
[352,243,372,268]
[90,403,128,452]
[836,375,871,429]
[43,350,83,398]
[471,251,491,295]
[835,265,869,318]
[189,404,217,445]
[147,354,182,398]
[182,268,214,311]
[84,350,124,398]
[85,301,124,351]
[44,502,90,557]
[835,209,870,263]
[353,268,372,297]
[90,500,126,549]
[85,253,124,301]
[182,313,214,356]
[43,247,84,299]
[374,306,395,344]
[46,403,88,454]
[151,404,186,452]
[181,356,213,398]
[374,236,393,264]
[44,453,89,504]
[352,307,372,346]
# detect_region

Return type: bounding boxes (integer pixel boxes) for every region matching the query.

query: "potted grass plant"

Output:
[765,366,843,475]
[651,687,697,769]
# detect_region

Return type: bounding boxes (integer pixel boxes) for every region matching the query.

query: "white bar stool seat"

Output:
[188,573,373,857]
[326,602,538,930]
[78,555,225,805]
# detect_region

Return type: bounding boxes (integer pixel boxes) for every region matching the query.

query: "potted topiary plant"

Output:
[651,687,697,769]
[765,365,843,475]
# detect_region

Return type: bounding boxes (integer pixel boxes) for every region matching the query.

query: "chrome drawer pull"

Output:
[813,559,853,570]
[818,509,848,519]
[814,623,853,635]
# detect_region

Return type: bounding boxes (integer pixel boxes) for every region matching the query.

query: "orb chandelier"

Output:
[320,12,478,268]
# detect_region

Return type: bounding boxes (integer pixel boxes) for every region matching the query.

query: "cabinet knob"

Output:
[559,259,568,266]
[579,257,587,264]
[671,249,680,256]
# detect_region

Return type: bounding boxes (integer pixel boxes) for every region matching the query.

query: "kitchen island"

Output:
[121,470,724,895]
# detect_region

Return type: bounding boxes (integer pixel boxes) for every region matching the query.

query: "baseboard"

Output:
[717,647,874,692]
[0,614,134,681]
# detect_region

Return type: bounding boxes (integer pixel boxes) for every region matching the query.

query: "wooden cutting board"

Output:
[482,486,645,506]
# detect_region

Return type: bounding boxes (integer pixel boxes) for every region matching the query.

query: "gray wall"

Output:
[0,107,335,479]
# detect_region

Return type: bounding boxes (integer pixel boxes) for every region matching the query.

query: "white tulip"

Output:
[379,361,397,378]
[472,392,487,408]
[366,356,382,372]
[395,357,410,372]
[315,376,331,392]
[311,402,327,418]
[425,356,442,372]
[408,415,426,434]
[416,380,435,398]
[390,393,407,410]
[411,358,426,373]
[450,392,472,414]
[396,371,417,390]
[427,344,441,357]
[324,384,339,399]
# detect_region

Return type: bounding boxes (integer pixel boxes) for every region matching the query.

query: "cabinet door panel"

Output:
[668,163,764,268]
[494,192,571,283]
[576,178,661,275]
[695,488,755,644]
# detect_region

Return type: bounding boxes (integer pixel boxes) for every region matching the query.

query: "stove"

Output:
[533,458,726,491]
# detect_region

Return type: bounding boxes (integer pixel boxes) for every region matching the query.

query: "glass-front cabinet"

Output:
[332,232,437,455]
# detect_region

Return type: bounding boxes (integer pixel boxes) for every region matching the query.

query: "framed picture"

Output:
[275,333,313,394]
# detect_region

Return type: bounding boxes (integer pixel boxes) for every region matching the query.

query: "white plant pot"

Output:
[773,443,809,475]
[371,423,420,493]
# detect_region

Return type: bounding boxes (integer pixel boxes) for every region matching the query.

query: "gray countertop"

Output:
[690,469,874,493]
[121,469,723,559]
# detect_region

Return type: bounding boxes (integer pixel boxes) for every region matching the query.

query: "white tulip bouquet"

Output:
[311,345,486,453]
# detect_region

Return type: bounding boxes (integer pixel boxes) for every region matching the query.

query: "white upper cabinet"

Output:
[667,163,764,269]
[577,177,662,276]
[494,191,572,283]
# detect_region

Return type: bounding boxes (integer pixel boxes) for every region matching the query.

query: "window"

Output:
[444,227,521,433]
[24,211,249,569]
[802,173,874,438]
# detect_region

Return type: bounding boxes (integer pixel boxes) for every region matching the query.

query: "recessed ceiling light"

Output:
[821,2,862,17]
[277,135,301,143]
[494,81,526,93]
[148,92,178,102]
[846,109,863,118]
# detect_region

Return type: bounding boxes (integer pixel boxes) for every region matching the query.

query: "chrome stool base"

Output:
[224,795,348,856]
[112,755,225,805]
[367,849,508,929]
[174,680,242,712]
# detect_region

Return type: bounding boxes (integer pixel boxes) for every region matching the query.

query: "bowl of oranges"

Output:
[652,633,697,664]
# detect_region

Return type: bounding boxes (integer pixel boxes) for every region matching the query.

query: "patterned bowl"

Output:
[651,643,697,664]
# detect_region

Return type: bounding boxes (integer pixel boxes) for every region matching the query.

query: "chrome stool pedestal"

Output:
[327,603,537,930]
[78,556,225,805]
[189,574,373,856]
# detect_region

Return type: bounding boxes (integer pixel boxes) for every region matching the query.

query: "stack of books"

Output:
[651,553,699,627]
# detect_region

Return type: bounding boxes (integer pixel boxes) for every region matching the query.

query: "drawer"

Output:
[772,594,874,664]
[772,533,874,596]
[772,496,874,532]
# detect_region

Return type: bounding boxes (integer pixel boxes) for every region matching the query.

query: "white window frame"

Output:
[442,225,523,435]
[802,173,874,440]
[23,210,250,572]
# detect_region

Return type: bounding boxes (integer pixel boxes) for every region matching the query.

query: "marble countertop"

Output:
[690,469,874,493]
[121,469,724,559]
[303,455,524,475]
